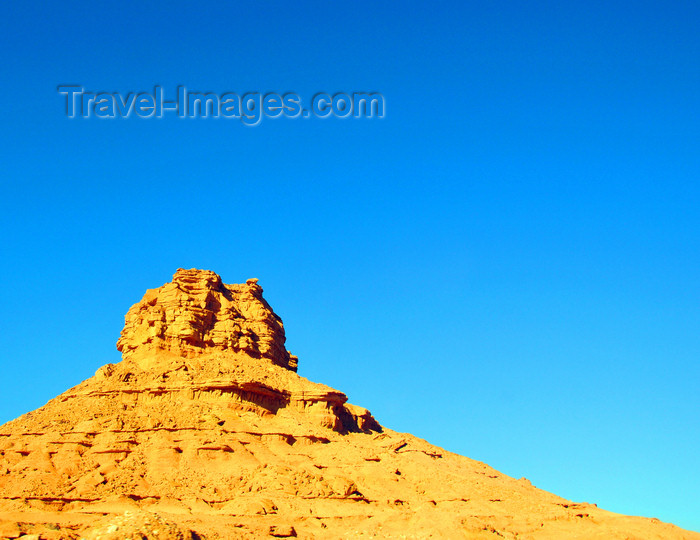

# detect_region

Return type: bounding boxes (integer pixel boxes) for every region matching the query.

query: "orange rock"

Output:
[0,521,22,539]
[117,268,296,371]
[0,269,697,539]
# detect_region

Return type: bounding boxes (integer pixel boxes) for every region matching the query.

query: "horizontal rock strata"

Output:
[0,269,696,539]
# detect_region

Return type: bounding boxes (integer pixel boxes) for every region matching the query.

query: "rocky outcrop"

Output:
[0,270,696,539]
[109,270,373,435]
[117,269,297,371]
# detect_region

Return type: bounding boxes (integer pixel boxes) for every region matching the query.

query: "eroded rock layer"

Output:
[0,269,696,539]
[117,269,297,371]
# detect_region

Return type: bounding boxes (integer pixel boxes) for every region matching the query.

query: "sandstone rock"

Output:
[0,269,696,540]
[117,268,295,371]
[0,521,22,539]
[269,524,296,537]
[81,511,195,540]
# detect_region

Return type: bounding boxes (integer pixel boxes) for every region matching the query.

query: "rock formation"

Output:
[117,269,297,371]
[0,269,697,539]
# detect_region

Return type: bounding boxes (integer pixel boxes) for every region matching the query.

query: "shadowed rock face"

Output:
[0,270,697,539]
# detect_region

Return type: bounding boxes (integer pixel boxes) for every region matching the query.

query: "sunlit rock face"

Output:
[117,268,297,371]
[0,270,695,539]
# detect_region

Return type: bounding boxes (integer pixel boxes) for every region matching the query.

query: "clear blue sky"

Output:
[1,0,698,532]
